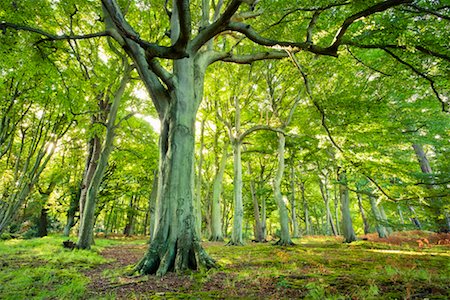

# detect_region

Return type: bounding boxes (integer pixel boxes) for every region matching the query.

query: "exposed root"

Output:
[273,239,295,246]
[226,240,244,246]
[134,240,216,276]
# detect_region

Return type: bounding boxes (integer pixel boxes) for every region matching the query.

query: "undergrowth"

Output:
[1,233,449,299]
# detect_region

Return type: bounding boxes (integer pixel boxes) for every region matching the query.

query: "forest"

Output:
[0,0,449,299]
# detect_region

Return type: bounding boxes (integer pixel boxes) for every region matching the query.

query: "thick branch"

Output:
[191,0,242,52]
[210,50,290,64]
[173,0,191,51]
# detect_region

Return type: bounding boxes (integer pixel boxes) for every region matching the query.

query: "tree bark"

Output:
[338,171,356,243]
[289,164,300,238]
[77,64,130,249]
[134,56,215,275]
[300,181,312,235]
[228,139,244,245]
[248,162,265,242]
[357,193,370,235]
[369,196,388,238]
[209,143,228,241]
[273,133,294,246]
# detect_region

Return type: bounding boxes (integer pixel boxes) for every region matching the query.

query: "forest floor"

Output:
[0,231,449,299]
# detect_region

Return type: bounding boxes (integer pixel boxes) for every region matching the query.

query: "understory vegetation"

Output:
[1,233,448,299]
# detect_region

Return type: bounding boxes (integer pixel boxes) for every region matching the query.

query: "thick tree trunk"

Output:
[273,134,293,246]
[209,143,228,241]
[37,208,48,237]
[369,196,388,238]
[135,57,215,275]
[357,193,370,235]
[228,140,244,245]
[338,171,357,243]
[148,170,158,239]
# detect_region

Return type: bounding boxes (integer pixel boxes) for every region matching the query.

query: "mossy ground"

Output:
[0,232,448,299]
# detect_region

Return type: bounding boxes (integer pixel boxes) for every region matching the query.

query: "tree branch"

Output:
[239,125,284,142]
[330,0,413,52]
[0,21,109,41]
[210,50,290,64]
[191,0,242,52]
[173,0,191,51]
[383,48,448,112]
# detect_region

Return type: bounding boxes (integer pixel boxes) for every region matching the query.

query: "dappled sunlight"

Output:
[367,249,450,257]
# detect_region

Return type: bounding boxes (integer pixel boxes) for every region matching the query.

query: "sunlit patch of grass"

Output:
[0,234,132,300]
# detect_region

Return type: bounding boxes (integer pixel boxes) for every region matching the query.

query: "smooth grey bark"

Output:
[378,204,393,235]
[77,64,130,249]
[248,162,265,242]
[273,133,294,245]
[333,185,340,235]
[338,171,356,243]
[229,138,244,245]
[412,144,450,232]
[318,175,337,236]
[148,170,158,240]
[289,164,300,238]
[209,143,228,241]
[369,196,388,238]
[194,119,206,237]
[300,181,312,235]
[357,193,370,235]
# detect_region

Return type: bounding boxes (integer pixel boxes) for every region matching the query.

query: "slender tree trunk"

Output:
[63,187,80,236]
[148,170,158,240]
[333,185,340,235]
[273,133,293,246]
[369,196,388,238]
[77,65,130,249]
[195,119,206,237]
[289,164,300,238]
[408,205,422,229]
[228,139,244,245]
[300,181,311,235]
[338,171,356,243]
[124,194,136,236]
[412,144,450,232]
[379,204,393,234]
[319,176,337,236]
[209,143,228,241]
[357,193,370,235]
[248,162,265,242]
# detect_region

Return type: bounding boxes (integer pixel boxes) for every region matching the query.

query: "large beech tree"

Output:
[2,0,448,275]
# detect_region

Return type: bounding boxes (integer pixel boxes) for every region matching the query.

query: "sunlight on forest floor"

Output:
[0,232,449,299]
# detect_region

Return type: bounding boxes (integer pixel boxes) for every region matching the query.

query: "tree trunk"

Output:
[300,181,312,235]
[148,170,158,239]
[77,65,130,249]
[124,194,136,236]
[37,208,48,237]
[228,139,244,245]
[248,162,265,242]
[369,196,388,238]
[319,177,337,236]
[379,204,393,235]
[338,171,356,243]
[209,143,228,241]
[195,119,206,237]
[357,193,370,235]
[273,133,293,246]
[134,57,215,275]
[63,187,80,236]
[412,144,450,232]
[289,164,300,238]
[333,185,340,235]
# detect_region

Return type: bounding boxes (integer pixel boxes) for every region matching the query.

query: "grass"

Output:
[0,234,146,300]
[0,233,449,299]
